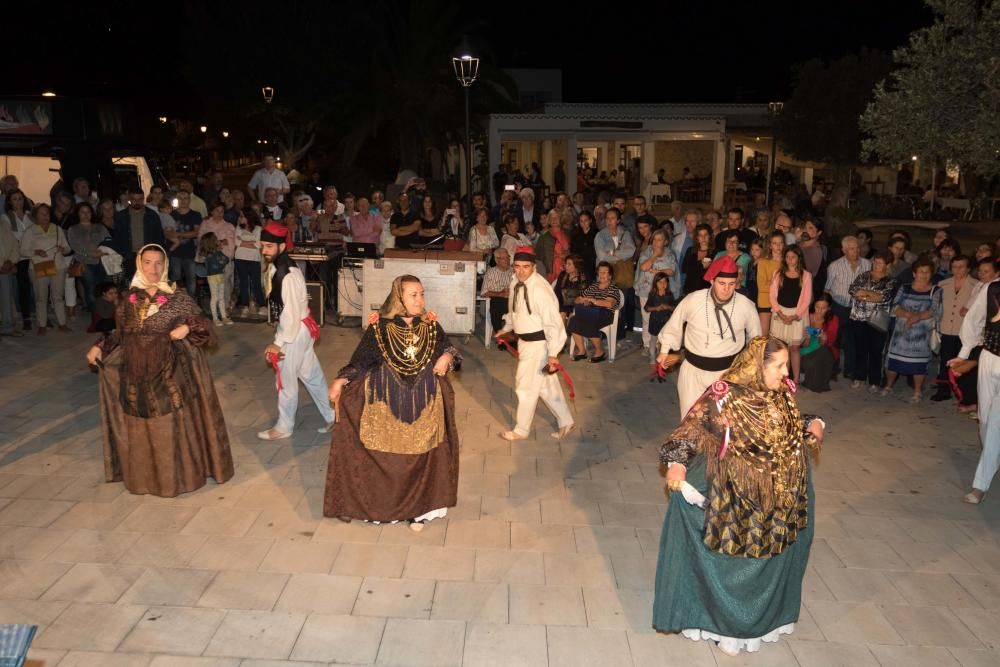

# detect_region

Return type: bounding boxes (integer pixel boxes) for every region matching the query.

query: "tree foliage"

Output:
[860,0,1000,177]
[777,49,892,168]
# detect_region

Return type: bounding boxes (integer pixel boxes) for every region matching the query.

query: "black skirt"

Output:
[568,305,614,338]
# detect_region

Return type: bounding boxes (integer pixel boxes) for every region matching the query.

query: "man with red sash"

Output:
[258,222,335,440]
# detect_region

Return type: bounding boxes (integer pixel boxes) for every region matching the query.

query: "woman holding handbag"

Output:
[19,204,70,334]
[847,251,897,393]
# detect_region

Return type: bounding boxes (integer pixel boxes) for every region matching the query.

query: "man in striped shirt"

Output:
[481,248,514,334]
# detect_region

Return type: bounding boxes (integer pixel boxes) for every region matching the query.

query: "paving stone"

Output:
[375,618,465,667]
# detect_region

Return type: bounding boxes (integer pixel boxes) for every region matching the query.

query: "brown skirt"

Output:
[99,341,234,497]
[323,375,460,522]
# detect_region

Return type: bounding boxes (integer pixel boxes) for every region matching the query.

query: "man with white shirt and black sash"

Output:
[658,255,761,417]
[496,246,575,441]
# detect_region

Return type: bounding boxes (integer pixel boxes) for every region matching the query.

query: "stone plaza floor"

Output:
[1,317,999,667]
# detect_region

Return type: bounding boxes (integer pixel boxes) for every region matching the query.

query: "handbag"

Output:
[32,260,57,277]
[868,308,890,333]
[67,260,85,278]
[612,260,634,289]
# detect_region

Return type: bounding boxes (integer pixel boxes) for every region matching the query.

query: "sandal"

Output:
[963,490,986,505]
[499,430,527,441]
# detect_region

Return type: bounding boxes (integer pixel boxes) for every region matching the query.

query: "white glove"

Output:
[680,481,707,508]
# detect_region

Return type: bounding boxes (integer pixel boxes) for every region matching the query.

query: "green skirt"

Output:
[652,455,814,638]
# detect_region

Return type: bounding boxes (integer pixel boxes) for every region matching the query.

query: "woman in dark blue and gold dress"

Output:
[323,275,460,531]
[653,336,825,655]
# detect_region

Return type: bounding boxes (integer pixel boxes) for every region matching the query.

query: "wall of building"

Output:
[655,140,715,181]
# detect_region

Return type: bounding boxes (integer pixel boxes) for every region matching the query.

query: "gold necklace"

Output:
[723,392,804,490]
[374,319,437,375]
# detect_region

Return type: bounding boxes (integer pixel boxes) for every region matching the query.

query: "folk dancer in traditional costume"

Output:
[497,246,575,440]
[257,222,335,440]
[653,336,826,655]
[324,275,460,530]
[951,277,1000,504]
[658,255,761,417]
[86,244,234,497]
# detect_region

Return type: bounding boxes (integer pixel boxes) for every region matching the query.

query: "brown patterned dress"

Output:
[323,316,460,522]
[97,288,234,497]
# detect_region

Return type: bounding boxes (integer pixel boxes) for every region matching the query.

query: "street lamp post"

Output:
[767,101,784,206]
[452,54,480,215]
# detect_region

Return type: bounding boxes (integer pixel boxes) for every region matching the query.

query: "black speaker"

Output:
[267,282,325,326]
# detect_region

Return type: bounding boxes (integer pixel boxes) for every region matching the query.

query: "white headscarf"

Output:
[129,243,175,294]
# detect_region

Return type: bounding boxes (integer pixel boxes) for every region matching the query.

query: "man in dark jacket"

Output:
[113,186,165,281]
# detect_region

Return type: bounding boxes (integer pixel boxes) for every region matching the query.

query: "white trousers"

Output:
[638,295,651,349]
[974,349,1000,492]
[514,339,573,437]
[65,275,77,308]
[208,279,227,321]
[677,360,726,419]
[31,272,66,327]
[274,324,335,434]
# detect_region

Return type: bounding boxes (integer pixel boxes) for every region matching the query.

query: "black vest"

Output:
[984,282,1000,356]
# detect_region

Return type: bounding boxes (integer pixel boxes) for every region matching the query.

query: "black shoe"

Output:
[930,390,951,402]
[22,320,31,331]
[590,354,606,363]
[572,354,587,361]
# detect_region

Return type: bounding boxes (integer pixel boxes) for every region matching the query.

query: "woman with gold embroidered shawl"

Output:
[653,336,825,656]
[324,275,460,530]
[85,244,234,498]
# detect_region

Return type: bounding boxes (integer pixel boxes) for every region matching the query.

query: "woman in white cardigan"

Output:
[19,204,70,334]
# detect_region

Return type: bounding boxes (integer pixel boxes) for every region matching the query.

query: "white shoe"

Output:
[214,320,223,327]
[851,380,863,389]
[240,307,249,318]
[867,385,880,394]
[257,429,291,441]
[879,387,892,397]
[223,319,234,326]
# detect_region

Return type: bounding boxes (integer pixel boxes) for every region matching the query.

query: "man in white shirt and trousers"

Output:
[658,255,762,418]
[257,222,336,440]
[497,246,575,441]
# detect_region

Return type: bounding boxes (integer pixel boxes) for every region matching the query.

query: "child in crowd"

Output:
[644,271,675,380]
[88,281,119,333]
[199,232,232,326]
[159,199,181,252]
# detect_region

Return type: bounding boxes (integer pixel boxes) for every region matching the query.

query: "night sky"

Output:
[10,1,933,107]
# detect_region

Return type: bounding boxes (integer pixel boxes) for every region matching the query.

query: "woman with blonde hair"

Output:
[325,275,461,531]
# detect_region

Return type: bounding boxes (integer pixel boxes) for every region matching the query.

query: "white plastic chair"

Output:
[479,296,492,348]
[568,288,623,362]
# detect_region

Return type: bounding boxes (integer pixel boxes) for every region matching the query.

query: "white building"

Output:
[487,103,798,208]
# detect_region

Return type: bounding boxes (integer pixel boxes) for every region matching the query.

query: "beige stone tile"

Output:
[825,537,909,571]
[203,610,306,660]
[233,483,306,511]
[449,494,483,521]
[786,640,880,666]
[0,499,76,527]
[273,573,361,615]
[375,618,465,667]
[896,517,979,545]
[815,566,906,603]
[609,553,658,591]
[809,538,846,570]
[957,543,1000,575]
[480,495,540,523]
[894,541,980,574]
[473,549,544,584]
[582,587,653,632]
[540,499,602,526]
[244,508,321,540]
[119,606,225,655]
[544,552,616,589]
[33,602,147,651]
[801,565,836,601]
[954,573,1000,610]
[887,571,982,607]
[41,562,145,603]
[377,520,447,546]
[179,506,261,537]
[311,519,382,543]
[402,545,475,581]
[23,647,68,667]
[508,472,567,499]
[573,525,643,557]
[793,604,827,641]
[116,505,200,533]
[148,655,240,666]
[257,537,339,574]
[546,626,632,667]
[509,584,586,626]
[225,661,323,667]
[429,581,507,623]
[188,536,274,571]
[804,600,904,645]
[878,604,983,648]
[0,559,72,599]
[510,522,577,553]
[289,613,385,664]
[0,599,70,633]
[565,479,624,503]
[47,498,143,532]
[353,576,435,619]
[118,567,218,607]
[483,454,534,475]
[463,623,548,667]
[46,529,141,564]
[625,630,718,667]
[52,477,127,504]
[331,542,408,578]
[56,651,153,667]
[707,638,800,665]
[196,570,289,611]
[587,459,644,482]
[867,644,962,667]
[117,533,208,568]
[951,608,1000,650]
[444,519,510,549]
[835,514,915,543]
[949,648,1000,666]
[457,473,509,497]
